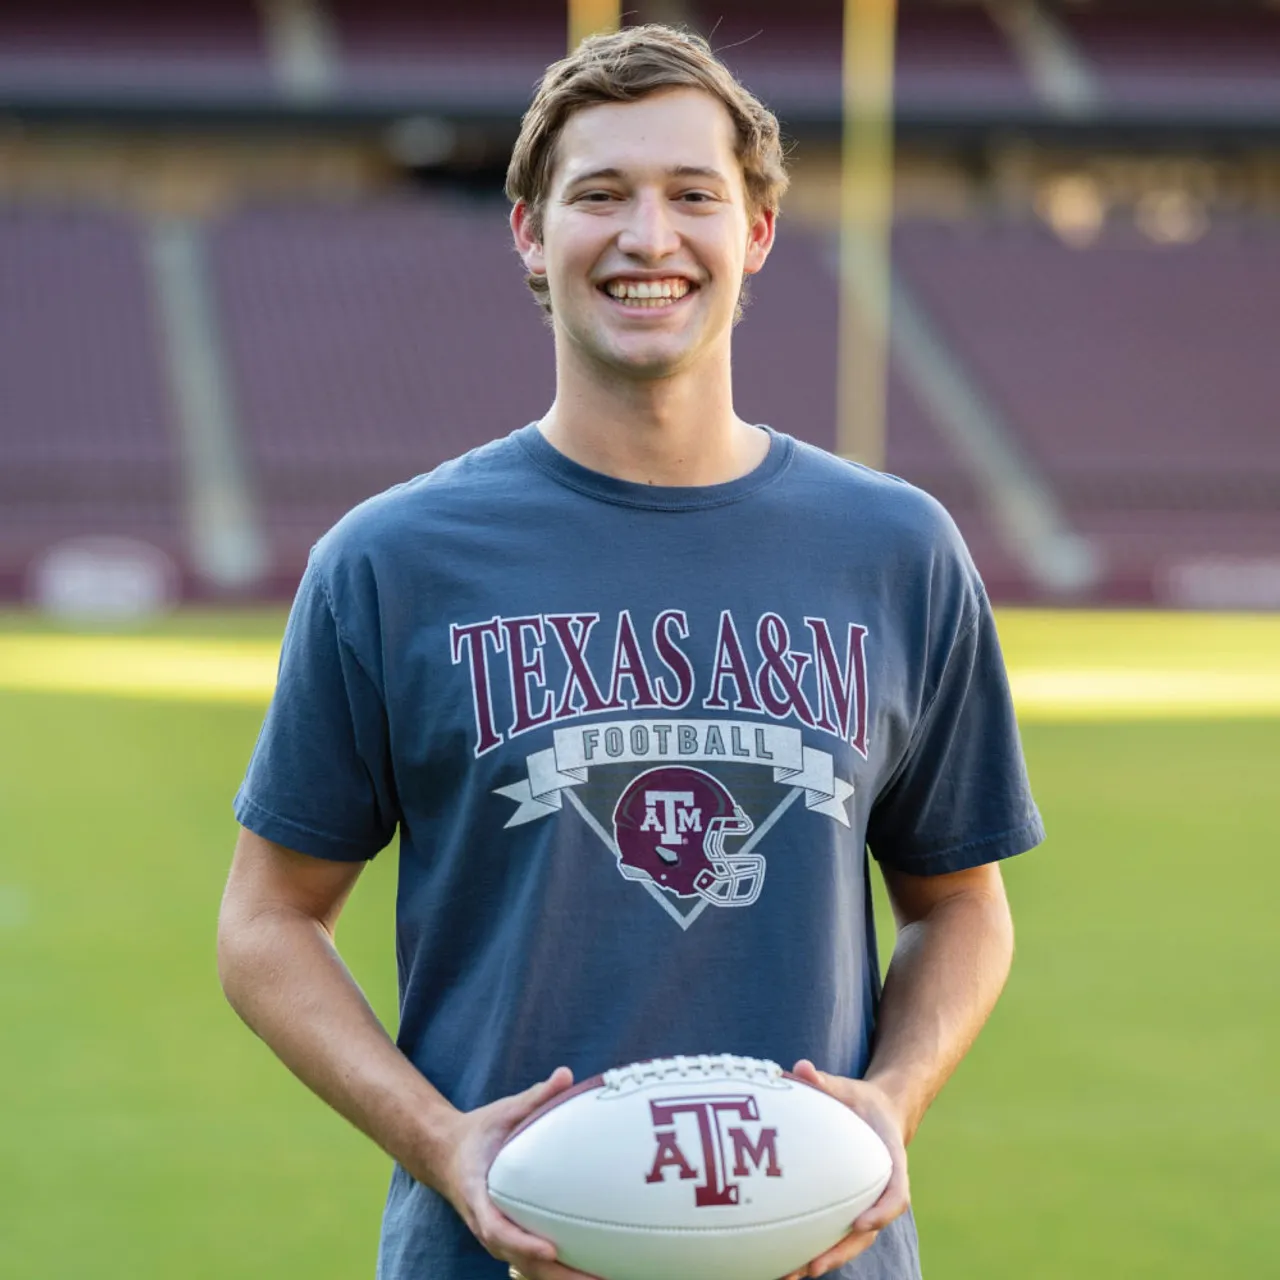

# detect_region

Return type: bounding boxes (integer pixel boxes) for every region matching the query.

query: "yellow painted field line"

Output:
[0,636,278,705]
[1,632,1278,720]
[1010,668,1280,721]
[994,607,1280,669]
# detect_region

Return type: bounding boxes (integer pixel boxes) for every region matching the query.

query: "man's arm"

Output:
[785,861,1015,1279]
[217,827,596,1280]
[866,860,1015,1142]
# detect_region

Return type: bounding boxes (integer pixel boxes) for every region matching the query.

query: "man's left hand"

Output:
[779,1059,911,1280]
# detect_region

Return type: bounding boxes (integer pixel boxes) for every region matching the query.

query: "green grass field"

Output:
[0,610,1276,1278]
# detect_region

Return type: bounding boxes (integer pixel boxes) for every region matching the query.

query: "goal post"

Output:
[568,0,621,50]
[837,0,898,469]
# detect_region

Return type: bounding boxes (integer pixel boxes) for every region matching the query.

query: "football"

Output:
[487,1053,892,1280]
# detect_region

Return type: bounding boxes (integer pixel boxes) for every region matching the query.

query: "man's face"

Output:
[513,88,774,381]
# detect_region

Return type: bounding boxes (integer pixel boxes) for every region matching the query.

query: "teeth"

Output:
[605,278,692,304]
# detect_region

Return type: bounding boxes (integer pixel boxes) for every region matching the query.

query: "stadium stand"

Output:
[203,197,1021,594]
[3,1,1279,608]
[1059,2,1280,113]
[0,208,187,597]
[328,0,565,105]
[693,0,1035,117]
[0,1,1039,117]
[6,202,1275,603]
[730,225,1025,593]
[894,217,1280,600]
[207,197,555,575]
[0,1,270,97]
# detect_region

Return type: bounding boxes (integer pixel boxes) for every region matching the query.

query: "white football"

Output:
[487,1054,892,1280]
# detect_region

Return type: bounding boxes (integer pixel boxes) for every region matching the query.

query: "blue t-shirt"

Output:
[235,424,1044,1280]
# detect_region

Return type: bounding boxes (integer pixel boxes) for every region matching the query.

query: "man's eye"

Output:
[579,191,618,202]
[679,191,715,203]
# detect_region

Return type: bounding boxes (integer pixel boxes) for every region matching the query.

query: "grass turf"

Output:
[0,614,1275,1277]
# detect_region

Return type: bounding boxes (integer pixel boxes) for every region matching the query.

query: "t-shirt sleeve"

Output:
[234,558,400,861]
[866,589,1044,875]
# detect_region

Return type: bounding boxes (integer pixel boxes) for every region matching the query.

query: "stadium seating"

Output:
[206,198,1018,593]
[730,224,1023,591]
[1062,4,1280,112]
[692,0,1034,117]
[6,193,1277,605]
[0,1,269,96]
[5,4,1280,606]
[0,208,186,597]
[327,0,564,105]
[6,2,1277,121]
[207,197,555,572]
[894,217,1280,599]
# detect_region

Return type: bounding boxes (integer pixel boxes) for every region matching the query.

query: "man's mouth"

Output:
[600,277,695,309]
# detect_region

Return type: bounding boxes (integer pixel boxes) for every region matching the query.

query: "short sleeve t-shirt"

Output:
[235,424,1044,1280]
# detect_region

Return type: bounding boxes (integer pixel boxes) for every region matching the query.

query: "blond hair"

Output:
[506,24,789,311]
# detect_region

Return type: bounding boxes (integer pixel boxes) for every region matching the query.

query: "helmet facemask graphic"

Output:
[612,766,763,907]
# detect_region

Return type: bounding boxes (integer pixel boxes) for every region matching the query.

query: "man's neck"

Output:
[537,348,768,488]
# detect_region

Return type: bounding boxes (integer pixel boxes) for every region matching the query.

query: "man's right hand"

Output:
[438,1067,603,1280]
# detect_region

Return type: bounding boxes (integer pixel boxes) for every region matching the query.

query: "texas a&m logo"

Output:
[468,607,871,928]
[645,1094,782,1206]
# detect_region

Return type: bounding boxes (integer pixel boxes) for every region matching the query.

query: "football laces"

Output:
[600,1053,786,1094]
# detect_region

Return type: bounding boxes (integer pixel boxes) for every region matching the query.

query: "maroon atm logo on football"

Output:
[644,1094,782,1206]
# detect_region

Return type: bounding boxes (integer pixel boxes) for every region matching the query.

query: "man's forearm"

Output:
[217,906,459,1190]
[863,878,1015,1144]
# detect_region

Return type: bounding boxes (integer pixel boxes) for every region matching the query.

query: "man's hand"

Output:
[780,1060,911,1280]
[219,833,600,1278]
[437,1067,603,1280]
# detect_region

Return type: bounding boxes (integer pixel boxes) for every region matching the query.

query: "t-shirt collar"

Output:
[514,421,792,511]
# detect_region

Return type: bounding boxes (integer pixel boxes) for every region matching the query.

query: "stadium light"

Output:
[569,0,621,50]
[837,0,898,470]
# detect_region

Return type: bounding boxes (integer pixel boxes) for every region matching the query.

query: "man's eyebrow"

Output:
[564,166,625,185]
[669,165,729,183]
[562,165,731,186]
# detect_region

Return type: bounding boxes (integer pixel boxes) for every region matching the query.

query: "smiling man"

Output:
[218,25,1043,1280]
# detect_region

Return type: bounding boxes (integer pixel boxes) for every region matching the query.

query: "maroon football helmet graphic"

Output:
[612,766,763,906]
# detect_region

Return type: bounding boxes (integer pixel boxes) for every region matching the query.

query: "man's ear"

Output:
[742,206,777,277]
[511,201,547,277]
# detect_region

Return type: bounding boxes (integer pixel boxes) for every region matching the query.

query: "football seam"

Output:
[489,1190,880,1235]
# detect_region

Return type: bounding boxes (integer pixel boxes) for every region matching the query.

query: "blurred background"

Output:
[0,3,1277,1278]
[2,0,1280,610]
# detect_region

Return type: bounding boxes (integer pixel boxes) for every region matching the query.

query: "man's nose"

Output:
[616,191,680,259]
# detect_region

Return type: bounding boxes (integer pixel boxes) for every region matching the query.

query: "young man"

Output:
[218,25,1043,1280]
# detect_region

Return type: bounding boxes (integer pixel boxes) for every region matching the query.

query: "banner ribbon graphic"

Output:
[494,718,855,828]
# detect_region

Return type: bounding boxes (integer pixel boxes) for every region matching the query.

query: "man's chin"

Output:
[561,321,709,381]
[595,335,701,380]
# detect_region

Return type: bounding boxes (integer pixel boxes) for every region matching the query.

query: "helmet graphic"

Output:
[612,766,763,907]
